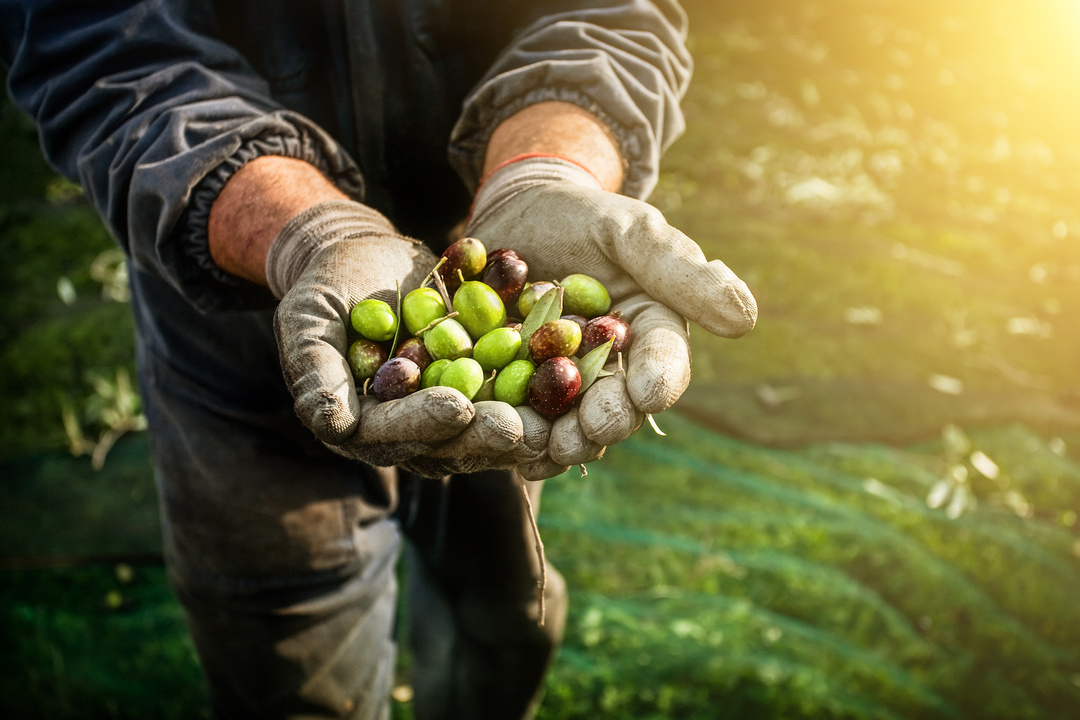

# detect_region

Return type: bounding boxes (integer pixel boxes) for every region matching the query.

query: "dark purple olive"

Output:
[528,357,582,418]
[529,319,582,363]
[438,237,487,293]
[372,357,421,401]
[481,253,529,307]
[579,315,632,357]
[487,247,523,264]
[394,337,433,374]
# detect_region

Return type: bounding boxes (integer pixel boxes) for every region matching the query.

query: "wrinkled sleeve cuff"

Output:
[169,111,364,313]
[449,12,691,201]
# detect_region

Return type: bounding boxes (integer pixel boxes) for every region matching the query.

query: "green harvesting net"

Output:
[6,414,1077,719]
[535,413,1080,720]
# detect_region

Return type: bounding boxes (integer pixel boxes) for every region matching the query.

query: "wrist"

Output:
[482,101,624,192]
[469,155,605,230]
[208,156,351,286]
[265,199,399,298]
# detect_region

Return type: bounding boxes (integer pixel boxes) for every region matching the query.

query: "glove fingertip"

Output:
[302,388,363,445]
[695,261,758,338]
[514,405,553,450]
[520,455,571,482]
[579,375,645,446]
[548,408,606,466]
[625,330,692,415]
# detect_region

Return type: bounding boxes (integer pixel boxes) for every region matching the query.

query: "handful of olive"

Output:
[346,236,632,420]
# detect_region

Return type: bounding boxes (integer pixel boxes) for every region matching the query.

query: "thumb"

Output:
[275,285,363,444]
[614,201,757,339]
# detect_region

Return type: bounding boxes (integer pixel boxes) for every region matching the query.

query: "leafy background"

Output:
[2,0,1079,717]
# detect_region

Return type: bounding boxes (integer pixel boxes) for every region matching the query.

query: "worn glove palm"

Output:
[269,200,543,476]
[466,157,757,479]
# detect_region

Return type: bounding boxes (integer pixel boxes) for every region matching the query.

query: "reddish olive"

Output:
[528,356,582,418]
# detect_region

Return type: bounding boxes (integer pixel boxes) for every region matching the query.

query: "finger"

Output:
[548,407,606,466]
[513,405,553,463]
[612,200,757,339]
[612,296,693,414]
[274,288,364,445]
[578,373,645,446]
[333,387,474,467]
[424,401,525,472]
[449,404,551,470]
[520,454,571,482]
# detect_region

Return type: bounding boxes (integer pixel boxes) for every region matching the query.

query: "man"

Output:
[1,1,755,717]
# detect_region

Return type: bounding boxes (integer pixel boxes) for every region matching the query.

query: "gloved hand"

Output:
[466,156,757,479]
[269,200,544,476]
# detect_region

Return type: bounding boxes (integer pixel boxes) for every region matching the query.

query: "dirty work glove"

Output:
[466,156,757,480]
[269,200,538,476]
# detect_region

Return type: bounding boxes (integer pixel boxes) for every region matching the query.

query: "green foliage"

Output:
[0,115,136,458]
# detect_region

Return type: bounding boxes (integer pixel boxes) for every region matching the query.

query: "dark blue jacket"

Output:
[2,0,692,312]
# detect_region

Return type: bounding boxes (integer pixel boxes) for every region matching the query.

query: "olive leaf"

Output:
[516,286,564,361]
[574,338,614,392]
[388,281,403,357]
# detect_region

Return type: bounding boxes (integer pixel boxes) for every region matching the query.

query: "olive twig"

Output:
[414,311,459,337]
[422,257,446,289]
[428,259,454,313]
[518,475,547,627]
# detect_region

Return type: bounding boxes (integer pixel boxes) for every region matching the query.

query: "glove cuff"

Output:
[266,200,398,298]
[469,155,604,230]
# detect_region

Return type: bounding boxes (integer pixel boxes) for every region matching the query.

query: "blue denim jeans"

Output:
[131,268,566,719]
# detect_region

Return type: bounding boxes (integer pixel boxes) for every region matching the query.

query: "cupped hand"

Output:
[466,169,756,479]
[272,201,543,477]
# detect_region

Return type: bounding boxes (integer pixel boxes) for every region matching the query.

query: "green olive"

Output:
[402,287,447,336]
[422,317,473,360]
[560,274,611,318]
[438,358,485,401]
[473,327,522,373]
[453,281,507,339]
[493,359,536,407]
[350,299,398,342]
[421,358,452,389]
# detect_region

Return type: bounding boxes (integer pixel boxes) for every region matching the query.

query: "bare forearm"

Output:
[207,156,349,285]
[483,101,624,192]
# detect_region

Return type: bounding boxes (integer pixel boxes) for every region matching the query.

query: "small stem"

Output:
[427,258,454,313]
[415,311,459,337]
[423,257,447,289]
[518,476,547,627]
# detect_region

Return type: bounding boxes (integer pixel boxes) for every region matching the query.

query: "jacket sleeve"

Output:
[0,0,363,312]
[448,0,693,200]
